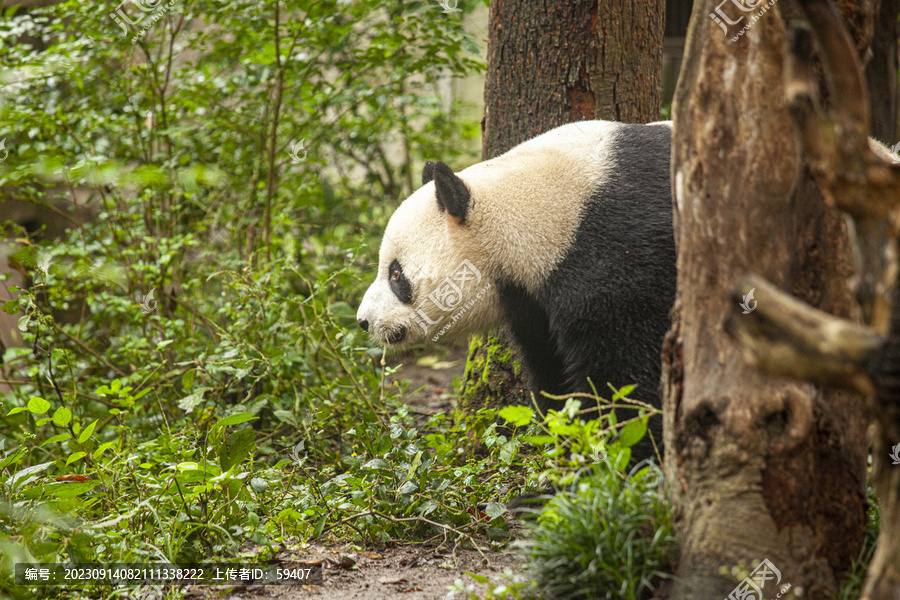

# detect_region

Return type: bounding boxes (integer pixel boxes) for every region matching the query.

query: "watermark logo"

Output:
[0,139,8,163]
[35,254,53,283]
[412,259,492,342]
[890,443,900,465]
[590,443,608,463]
[289,139,307,163]
[130,583,163,600]
[739,288,757,314]
[709,0,779,42]
[596,144,610,162]
[109,0,179,43]
[289,440,306,465]
[436,0,460,13]
[139,288,158,314]
[725,559,791,600]
[110,0,161,34]
[890,142,900,164]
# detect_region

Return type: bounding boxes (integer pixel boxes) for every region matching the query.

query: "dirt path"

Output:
[187,543,525,600]
[387,343,469,424]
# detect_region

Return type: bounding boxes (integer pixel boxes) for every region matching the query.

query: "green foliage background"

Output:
[0,1,513,597]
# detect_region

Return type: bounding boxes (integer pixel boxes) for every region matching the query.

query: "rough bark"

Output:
[726,270,900,599]
[661,1,872,597]
[854,0,899,329]
[470,0,664,416]
[482,0,597,158]
[482,0,665,157]
[593,0,666,122]
[756,4,899,595]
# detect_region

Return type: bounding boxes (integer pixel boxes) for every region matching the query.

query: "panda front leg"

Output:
[498,283,570,409]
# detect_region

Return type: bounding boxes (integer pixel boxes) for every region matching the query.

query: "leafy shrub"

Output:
[0,0,488,597]
[0,3,686,600]
[525,462,674,600]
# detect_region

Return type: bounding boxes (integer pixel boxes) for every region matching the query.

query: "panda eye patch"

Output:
[388,259,413,304]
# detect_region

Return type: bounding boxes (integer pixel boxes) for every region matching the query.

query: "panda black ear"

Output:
[433,161,470,225]
[422,161,436,185]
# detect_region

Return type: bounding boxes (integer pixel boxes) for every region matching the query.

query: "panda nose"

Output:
[358,319,369,332]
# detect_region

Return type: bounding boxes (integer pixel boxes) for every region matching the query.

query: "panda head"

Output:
[356,161,503,349]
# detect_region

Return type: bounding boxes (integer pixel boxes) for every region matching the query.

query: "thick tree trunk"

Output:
[593,0,666,122]
[468,0,664,415]
[482,0,596,158]
[723,3,900,595]
[662,2,872,597]
[483,0,665,156]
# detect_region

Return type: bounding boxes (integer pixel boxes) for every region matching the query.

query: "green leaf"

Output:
[182,369,195,391]
[405,450,423,483]
[397,480,418,495]
[617,418,648,448]
[93,440,117,460]
[497,405,534,427]
[520,435,557,446]
[177,388,208,413]
[313,514,327,538]
[52,406,72,426]
[0,448,25,470]
[32,480,99,499]
[272,410,298,427]
[66,452,87,465]
[218,428,255,471]
[613,447,631,471]
[362,458,390,470]
[42,433,72,446]
[611,384,636,402]
[216,412,257,428]
[6,407,26,416]
[420,500,438,516]
[484,502,505,519]
[26,396,51,414]
[77,420,98,443]
[10,461,54,488]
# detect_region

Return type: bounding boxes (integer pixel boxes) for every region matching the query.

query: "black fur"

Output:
[388,259,413,304]
[496,123,675,464]
[433,161,470,223]
[422,161,436,185]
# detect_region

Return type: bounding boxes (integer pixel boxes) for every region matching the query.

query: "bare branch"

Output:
[783,8,900,220]
[724,274,882,395]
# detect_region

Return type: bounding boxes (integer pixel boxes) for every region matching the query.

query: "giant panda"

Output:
[356,120,676,463]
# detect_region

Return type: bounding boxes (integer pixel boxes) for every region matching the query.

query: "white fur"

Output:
[357,120,655,349]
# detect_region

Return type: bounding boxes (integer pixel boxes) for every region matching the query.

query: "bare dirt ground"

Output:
[198,344,532,600]
[187,543,526,600]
